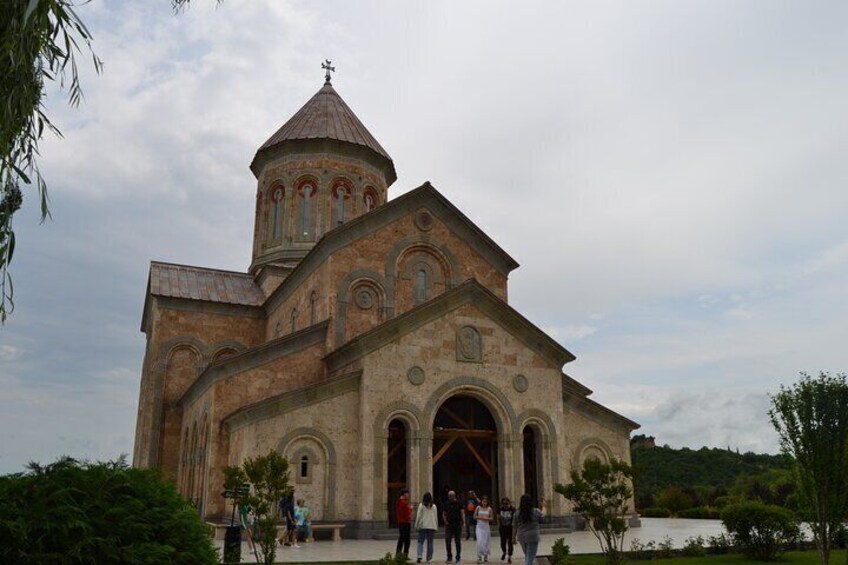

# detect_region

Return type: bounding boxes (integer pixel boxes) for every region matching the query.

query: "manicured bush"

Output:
[641,506,671,518]
[0,457,217,564]
[551,538,576,565]
[720,500,800,561]
[678,506,720,519]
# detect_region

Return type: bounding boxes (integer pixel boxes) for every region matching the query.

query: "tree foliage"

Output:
[769,371,848,565]
[0,456,217,564]
[0,0,101,322]
[656,485,694,517]
[555,457,633,565]
[223,450,291,565]
[720,500,800,561]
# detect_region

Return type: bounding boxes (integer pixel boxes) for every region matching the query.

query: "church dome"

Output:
[250,81,396,185]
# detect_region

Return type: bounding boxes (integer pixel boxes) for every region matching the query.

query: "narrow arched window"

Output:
[335,186,347,225]
[270,186,284,240]
[290,308,297,333]
[415,268,427,303]
[363,189,377,212]
[310,291,317,325]
[297,181,316,240]
[302,188,311,236]
[300,455,309,479]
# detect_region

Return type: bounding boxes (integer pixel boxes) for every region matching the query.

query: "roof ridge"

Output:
[150,260,253,278]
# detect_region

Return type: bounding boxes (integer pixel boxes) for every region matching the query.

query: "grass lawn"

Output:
[277,550,847,565]
[570,550,845,564]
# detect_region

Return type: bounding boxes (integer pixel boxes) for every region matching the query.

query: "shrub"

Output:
[628,538,656,560]
[657,485,693,516]
[641,507,670,518]
[379,552,409,565]
[720,501,799,561]
[678,506,720,519]
[713,495,742,508]
[706,532,733,555]
[657,535,675,559]
[681,535,707,557]
[0,457,217,564]
[551,538,575,565]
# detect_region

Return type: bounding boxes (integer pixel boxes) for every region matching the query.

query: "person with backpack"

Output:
[464,490,480,540]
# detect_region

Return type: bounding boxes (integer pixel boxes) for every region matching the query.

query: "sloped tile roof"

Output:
[149,262,264,307]
[257,82,392,161]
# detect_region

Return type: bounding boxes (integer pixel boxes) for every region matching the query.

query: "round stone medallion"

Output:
[513,374,529,393]
[355,287,375,309]
[407,366,425,385]
[414,209,434,231]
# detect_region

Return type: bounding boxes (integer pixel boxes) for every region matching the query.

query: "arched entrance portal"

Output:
[387,418,407,526]
[522,426,539,505]
[432,395,498,506]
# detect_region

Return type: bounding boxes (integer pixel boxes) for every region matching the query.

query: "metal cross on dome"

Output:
[322,59,335,84]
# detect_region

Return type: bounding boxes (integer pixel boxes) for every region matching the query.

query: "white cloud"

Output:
[0,345,21,361]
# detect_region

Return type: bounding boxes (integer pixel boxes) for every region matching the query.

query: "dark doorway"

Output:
[522,426,539,505]
[432,395,498,514]
[387,418,407,526]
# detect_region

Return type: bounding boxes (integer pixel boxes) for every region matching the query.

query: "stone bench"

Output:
[310,523,345,541]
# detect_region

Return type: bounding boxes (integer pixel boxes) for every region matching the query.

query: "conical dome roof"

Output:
[251,82,395,182]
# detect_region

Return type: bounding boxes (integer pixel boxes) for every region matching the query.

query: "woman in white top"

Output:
[474,496,494,562]
[414,492,439,564]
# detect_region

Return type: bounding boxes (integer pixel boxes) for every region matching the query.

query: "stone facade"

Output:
[133,79,639,535]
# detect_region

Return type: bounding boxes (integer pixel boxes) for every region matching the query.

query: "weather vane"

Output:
[322,59,335,84]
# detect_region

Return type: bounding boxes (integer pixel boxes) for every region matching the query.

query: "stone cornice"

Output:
[223,370,362,432]
[180,320,329,409]
[263,182,520,314]
[324,279,575,372]
[562,372,593,397]
[153,296,265,320]
[562,389,640,432]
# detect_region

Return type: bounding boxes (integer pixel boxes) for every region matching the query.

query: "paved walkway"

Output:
[217,518,725,562]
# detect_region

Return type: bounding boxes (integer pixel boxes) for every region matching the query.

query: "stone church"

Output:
[133,72,639,537]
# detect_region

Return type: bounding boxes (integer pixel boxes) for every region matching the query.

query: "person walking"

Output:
[473,496,493,562]
[415,492,439,564]
[464,491,480,540]
[442,490,465,563]
[294,498,312,543]
[396,488,413,557]
[512,494,545,565]
[497,497,516,563]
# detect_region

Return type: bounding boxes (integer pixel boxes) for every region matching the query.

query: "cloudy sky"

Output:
[2,1,846,473]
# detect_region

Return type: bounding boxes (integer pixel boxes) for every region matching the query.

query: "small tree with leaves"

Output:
[769,371,848,565]
[556,457,633,565]
[223,450,291,565]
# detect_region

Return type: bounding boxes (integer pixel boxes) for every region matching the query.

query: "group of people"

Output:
[395,489,546,565]
[277,493,312,547]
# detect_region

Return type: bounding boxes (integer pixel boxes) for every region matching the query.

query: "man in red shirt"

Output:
[395,488,413,556]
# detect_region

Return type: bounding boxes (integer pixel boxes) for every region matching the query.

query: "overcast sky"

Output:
[1,1,846,474]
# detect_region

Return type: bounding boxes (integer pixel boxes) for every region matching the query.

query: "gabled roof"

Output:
[323,279,576,372]
[252,82,395,180]
[263,182,520,312]
[148,261,264,306]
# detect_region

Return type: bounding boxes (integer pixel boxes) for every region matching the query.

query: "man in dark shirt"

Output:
[442,490,465,563]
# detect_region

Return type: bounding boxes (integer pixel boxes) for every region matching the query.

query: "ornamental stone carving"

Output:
[407,366,425,385]
[354,286,375,309]
[456,325,482,363]
[414,209,434,232]
[513,374,528,393]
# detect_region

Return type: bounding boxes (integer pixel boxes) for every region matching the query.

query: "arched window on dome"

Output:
[296,180,317,241]
[363,188,378,213]
[332,180,352,227]
[269,185,285,241]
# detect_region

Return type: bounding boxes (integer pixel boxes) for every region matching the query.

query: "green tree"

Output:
[555,457,633,565]
[720,500,799,561]
[769,371,848,565]
[656,485,694,517]
[223,450,291,565]
[1,0,102,321]
[0,456,217,564]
